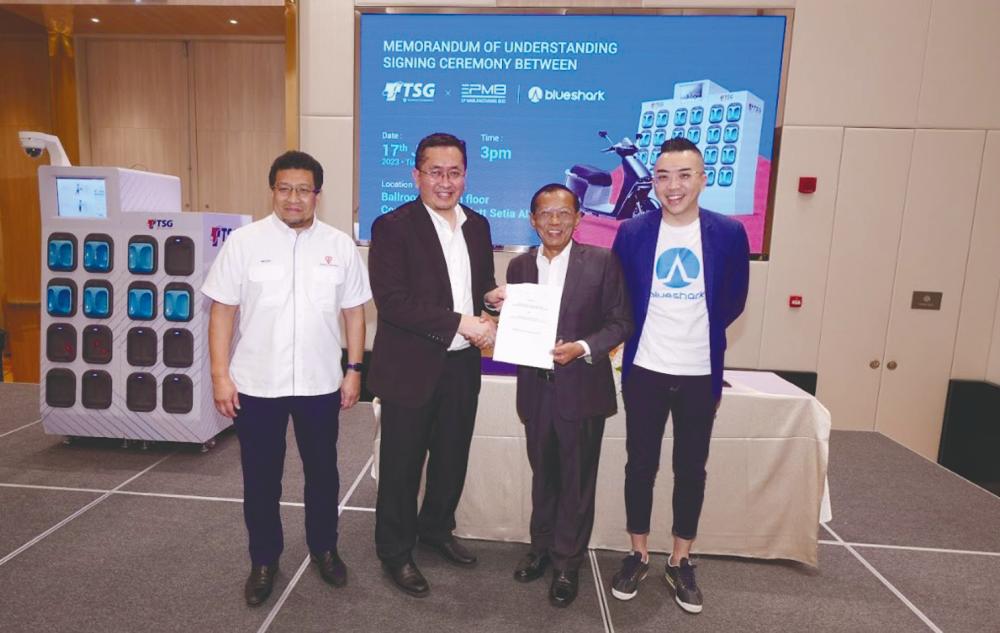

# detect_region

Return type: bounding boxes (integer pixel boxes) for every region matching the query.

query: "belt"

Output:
[536,368,555,382]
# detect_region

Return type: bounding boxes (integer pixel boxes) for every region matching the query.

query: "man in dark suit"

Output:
[610,138,749,614]
[368,132,502,597]
[506,183,632,607]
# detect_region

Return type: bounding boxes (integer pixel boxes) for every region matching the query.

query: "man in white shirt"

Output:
[202,151,371,607]
[610,138,749,614]
[505,184,631,607]
[368,133,503,597]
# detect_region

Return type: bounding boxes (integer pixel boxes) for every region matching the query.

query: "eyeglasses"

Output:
[653,171,702,185]
[418,168,466,183]
[534,209,577,222]
[272,184,318,198]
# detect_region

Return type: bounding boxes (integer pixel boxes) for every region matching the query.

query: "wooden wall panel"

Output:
[988,286,1000,385]
[0,36,51,381]
[952,131,1000,379]
[192,41,284,217]
[83,39,192,209]
[758,126,844,371]
[195,130,280,216]
[300,0,352,118]
[300,116,353,234]
[918,0,1000,129]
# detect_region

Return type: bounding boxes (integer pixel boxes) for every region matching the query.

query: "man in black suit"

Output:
[506,183,632,607]
[368,132,503,597]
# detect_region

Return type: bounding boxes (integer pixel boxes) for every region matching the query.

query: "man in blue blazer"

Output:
[609,138,749,614]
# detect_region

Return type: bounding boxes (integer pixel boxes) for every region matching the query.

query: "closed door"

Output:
[816,128,913,430]
[874,129,985,459]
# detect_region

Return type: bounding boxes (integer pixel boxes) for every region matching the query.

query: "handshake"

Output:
[459,314,497,349]
[456,285,506,349]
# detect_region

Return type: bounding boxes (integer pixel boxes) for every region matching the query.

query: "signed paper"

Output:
[492,283,562,369]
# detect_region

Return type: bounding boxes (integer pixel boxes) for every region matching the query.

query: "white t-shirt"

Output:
[424,203,474,351]
[201,213,372,398]
[633,218,711,375]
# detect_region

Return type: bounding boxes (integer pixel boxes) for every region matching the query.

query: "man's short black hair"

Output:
[529,183,580,214]
[658,137,702,158]
[269,150,323,190]
[415,133,468,169]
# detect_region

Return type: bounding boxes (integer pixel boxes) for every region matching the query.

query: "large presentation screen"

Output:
[358,12,787,254]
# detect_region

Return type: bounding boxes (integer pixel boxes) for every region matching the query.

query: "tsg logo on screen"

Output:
[383,81,436,103]
[147,219,174,229]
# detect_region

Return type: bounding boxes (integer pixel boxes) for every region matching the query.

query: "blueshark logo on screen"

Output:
[656,248,701,289]
[526,86,606,103]
[359,14,786,253]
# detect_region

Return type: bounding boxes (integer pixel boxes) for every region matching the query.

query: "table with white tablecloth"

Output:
[374,370,832,567]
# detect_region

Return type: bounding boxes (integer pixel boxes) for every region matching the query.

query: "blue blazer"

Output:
[611,208,750,400]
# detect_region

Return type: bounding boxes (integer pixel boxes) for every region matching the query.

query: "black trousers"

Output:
[622,366,715,540]
[524,376,605,571]
[375,347,481,566]
[234,391,342,566]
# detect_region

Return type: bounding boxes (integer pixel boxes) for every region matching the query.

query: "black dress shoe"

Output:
[549,569,579,608]
[421,537,477,566]
[311,550,347,587]
[244,564,278,607]
[513,551,550,583]
[383,558,430,597]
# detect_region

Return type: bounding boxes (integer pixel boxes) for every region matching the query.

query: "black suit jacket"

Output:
[507,242,632,421]
[368,199,497,408]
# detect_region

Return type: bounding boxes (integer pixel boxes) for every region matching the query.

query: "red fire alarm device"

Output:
[798,177,817,194]
[789,295,803,308]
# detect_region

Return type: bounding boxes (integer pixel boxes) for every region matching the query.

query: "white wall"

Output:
[299,0,1000,451]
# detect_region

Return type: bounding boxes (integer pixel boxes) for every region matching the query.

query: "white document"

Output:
[492,283,562,370]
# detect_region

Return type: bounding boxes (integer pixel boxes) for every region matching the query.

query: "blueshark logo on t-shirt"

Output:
[656,248,700,288]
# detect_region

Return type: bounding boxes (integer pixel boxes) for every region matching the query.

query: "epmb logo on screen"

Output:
[461,83,507,104]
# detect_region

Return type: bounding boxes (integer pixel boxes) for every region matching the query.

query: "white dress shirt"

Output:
[201,213,372,397]
[535,241,591,359]
[424,203,474,351]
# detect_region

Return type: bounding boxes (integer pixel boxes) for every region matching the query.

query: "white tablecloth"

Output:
[374,370,832,567]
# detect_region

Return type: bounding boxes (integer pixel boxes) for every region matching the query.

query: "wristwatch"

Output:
[345,362,365,373]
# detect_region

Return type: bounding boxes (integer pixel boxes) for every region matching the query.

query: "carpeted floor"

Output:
[1,382,998,632]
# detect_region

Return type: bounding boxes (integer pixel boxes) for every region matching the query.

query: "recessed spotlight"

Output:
[228,19,239,25]
[90,17,100,23]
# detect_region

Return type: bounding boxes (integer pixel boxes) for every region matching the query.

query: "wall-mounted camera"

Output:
[18,131,72,166]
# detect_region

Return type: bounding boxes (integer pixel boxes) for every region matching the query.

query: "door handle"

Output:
[886,361,898,370]
[869,360,880,369]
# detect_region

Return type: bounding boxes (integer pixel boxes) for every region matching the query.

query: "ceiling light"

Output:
[229,19,239,25]
[90,17,100,23]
